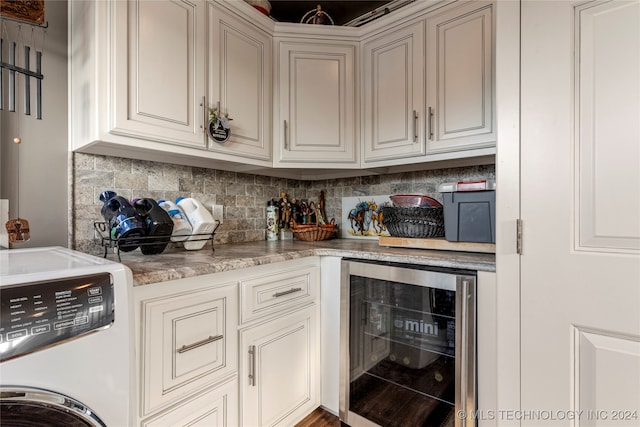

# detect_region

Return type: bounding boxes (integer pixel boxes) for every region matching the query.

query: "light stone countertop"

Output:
[116,239,496,286]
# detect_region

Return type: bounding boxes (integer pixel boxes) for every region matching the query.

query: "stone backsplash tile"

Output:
[72,153,494,256]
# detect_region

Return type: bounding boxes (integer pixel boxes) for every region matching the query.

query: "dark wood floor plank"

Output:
[295,407,341,427]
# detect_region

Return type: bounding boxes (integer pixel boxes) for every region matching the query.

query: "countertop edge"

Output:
[125,241,496,287]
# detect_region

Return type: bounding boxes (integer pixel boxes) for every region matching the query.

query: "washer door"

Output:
[0,387,106,427]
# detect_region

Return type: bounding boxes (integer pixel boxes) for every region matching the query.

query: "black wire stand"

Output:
[93,221,220,261]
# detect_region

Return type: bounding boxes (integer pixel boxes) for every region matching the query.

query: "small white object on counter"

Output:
[158,200,192,242]
[176,197,217,250]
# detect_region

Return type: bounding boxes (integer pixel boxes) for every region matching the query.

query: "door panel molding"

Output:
[571,325,640,423]
[574,0,640,254]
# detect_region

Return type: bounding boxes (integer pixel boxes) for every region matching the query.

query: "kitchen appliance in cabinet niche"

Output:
[340,259,476,427]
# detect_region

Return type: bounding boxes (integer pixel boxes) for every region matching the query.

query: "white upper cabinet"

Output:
[425,1,495,153]
[361,21,426,164]
[69,0,494,177]
[274,39,358,167]
[208,3,272,162]
[115,0,207,148]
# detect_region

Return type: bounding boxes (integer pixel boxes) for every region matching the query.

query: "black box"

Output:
[439,181,496,243]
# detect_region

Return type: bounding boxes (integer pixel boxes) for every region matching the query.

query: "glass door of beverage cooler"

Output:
[339,260,476,427]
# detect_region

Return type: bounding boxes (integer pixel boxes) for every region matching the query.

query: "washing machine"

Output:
[0,246,135,426]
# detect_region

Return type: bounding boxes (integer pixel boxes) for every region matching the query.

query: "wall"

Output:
[73,152,494,256]
[0,1,69,248]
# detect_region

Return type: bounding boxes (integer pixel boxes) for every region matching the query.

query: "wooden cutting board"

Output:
[378,236,495,254]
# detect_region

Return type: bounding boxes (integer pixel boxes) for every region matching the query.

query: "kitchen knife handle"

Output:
[428,106,434,140]
[248,345,256,386]
[283,120,288,149]
[413,110,418,143]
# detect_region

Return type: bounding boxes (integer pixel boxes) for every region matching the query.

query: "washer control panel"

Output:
[0,273,115,362]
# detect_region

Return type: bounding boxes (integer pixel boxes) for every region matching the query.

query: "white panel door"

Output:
[276,40,357,165]
[115,0,206,148]
[426,1,495,153]
[362,21,426,163]
[240,305,319,427]
[208,4,272,161]
[521,1,640,425]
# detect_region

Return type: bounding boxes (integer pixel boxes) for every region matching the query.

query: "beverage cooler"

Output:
[339,259,476,427]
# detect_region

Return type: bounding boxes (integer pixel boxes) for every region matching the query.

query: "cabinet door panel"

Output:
[241,305,319,427]
[362,22,426,163]
[426,2,495,152]
[142,378,238,427]
[141,284,237,415]
[376,45,410,144]
[115,0,206,148]
[209,6,272,161]
[276,41,357,165]
[294,56,341,148]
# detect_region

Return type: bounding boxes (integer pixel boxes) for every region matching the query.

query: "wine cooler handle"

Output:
[460,281,469,421]
[456,278,476,427]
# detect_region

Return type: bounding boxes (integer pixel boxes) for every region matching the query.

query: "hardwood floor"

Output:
[295,407,341,427]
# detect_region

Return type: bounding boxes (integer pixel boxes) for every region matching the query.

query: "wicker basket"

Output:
[382,206,445,238]
[290,219,338,241]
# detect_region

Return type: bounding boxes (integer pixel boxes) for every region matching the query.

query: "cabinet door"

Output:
[426,1,495,153]
[240,305,319,427]
[113,0,206,148]
[208,4,272,161]
[275,40,357,166]
[140,283,237,415]
[362,21,426,163]
[142,378,238,427]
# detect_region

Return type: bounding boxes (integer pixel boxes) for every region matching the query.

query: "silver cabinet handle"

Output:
[177,334,223,354]
[413,110,418,142]
[248,345,256,386]
[201,96,206,131]
[273,287,302,298]
[283,120,288,149]
[428,106,434,140]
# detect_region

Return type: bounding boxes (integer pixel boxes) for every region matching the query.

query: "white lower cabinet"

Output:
[240,305,319,427]
[135,276,238,425]
[135,258,320,427]
[238,258,321,427]
[141,377,238,427]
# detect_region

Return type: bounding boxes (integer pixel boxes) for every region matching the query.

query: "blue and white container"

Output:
[158,199,192,243]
